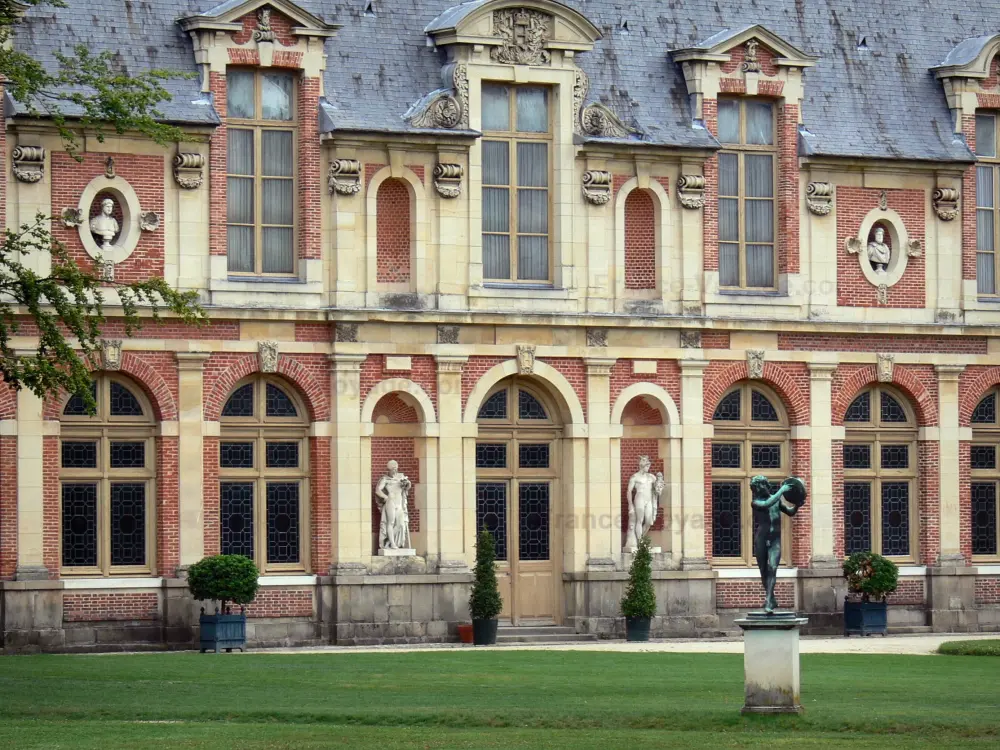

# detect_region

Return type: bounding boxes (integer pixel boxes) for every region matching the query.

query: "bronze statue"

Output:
[750,476,807,614]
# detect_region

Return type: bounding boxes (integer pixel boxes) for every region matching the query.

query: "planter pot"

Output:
[199,612,247,653]
[457,624,474,644]
[843,599,888,637]
[625,616,652,642]
[472,618,498,646]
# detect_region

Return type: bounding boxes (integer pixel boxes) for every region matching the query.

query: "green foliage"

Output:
[469,527,502,621]
[187,555,260,614]
[843,551,899,602]
[938,639,1000,656]
[621,535,656,619]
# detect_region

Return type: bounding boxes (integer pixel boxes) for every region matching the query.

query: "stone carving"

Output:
[433,163,463,199]
[680,331,702,349]
[437,325,460,344]
[867,226,890,274]
[516,344,536,375]
[99,259,115,283]
[580,103,637,139]
[11,146,45,184]
[877,353,895,383]
[750,476,807,613]
[878,189,888,211]
[806,182,833,216]
[253,7,275,42]
[90,197,120,251]
[624,455,665,552]
[105,156,115,180]
[844,236,862,255]
[677,174,706,209]
[683,302,703,316]
[877,283,889,305]
[490,8,552,66]
[375,460,412,551]
[572,70,589,134]
[742,39,761,73]
[408,93,463,130]
[173,153,205,189]
[932,187,959,221]
[62,207,84,228]
[747,349,765,379]
[101,339,123,371]
[452,64,469,128]
[139,211,160,232]
[328,159,361,196]
[586,328,608,347]
[257,341,279,373]
[335,322,359,343]
[581,170,612,205]
[906,239,923,258]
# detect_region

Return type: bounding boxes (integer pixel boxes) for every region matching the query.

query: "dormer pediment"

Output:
[179,0,339,38]
[932,34,1000,81]
[671,24,817,70]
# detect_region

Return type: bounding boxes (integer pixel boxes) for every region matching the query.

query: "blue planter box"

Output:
[200,612,247,653]
[843,599,888,636]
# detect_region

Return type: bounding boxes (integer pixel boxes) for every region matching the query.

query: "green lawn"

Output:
[0,650,997,749]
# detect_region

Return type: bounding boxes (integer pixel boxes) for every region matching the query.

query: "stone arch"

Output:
[463,358,585,425]
[614,177,670,298]
[361,378,437,424]
[611,382,680,426]
[204,353,327,422]
[960,366,1000,426]
[704,361,808,425]
[119,353,178,421]
[365,165,427,291]
[833,365,935,427]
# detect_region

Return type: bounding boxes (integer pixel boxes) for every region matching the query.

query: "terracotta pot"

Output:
[457,623,473,644]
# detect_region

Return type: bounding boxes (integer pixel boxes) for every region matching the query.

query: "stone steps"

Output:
[496,625,599,644]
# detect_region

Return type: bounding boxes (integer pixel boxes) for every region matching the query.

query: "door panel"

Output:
[476,481,512,619]
[515,481,553,621]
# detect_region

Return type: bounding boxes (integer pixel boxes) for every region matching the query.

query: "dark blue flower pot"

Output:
[625,616,651,642]
[199,611,247,653]
[843,599,888,636]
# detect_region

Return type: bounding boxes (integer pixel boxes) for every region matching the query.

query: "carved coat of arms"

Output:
[491,9,552,65]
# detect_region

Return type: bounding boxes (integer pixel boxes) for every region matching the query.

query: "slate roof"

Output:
[10,0,998,162]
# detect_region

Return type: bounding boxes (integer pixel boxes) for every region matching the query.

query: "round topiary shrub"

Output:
[187,555,260,614]
[843,551,899,602]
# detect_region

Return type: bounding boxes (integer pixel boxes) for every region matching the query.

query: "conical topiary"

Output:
[469,527,503,620]
[621,535,656,619]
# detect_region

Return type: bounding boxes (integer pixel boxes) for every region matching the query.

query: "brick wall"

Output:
[0,435,16,580]
[702,99,719,272]
[959,366,1000,426]
[43,436,59,576]
[721,43,780,77]
[836,187,926,307]
[976,577,1000,604]
[702,331,731,349]
[959,440,972,563]
[157,436,180,576]
[962,115,978,282]
[624,188,656,290]
[310,436,331,573]
[462,356,506,411]
[779,333,986,354]
[376,178,412,284]
[295,322,331,342]
[209,71,228,258]
[51,152,165,284]
[545,358,587,420]
[777,102,799,275]
[204,437,220,556]
[717,580,794,608]
[790,439,811,566]
[63,593,159,622]
[233,9,297,46]
[371,436,421,552]
[609,359,681,419]
[919,441,940,565]
[245,588,313,618]
[298,76,322,261]
[372,394,419,423]
[887,579,925,605]
[832,439,845,558]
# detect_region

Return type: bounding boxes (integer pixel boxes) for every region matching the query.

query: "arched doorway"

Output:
[475,377,562,623]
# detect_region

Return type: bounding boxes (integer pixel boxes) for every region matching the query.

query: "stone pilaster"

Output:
[330,353,368,572]
[936,364,966,564]
[434,355,468,569]
[680,359,710,568]
[807,362,838,567]
[585,358,616,563]
[176,352,210,567]
[15,385,50,579]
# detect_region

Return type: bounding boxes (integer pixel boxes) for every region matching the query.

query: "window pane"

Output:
[261,73,294,121]
[971,445,996,470]
[845,392,871,423]
[482,140,509,185]
[476,443,507,469]
[227,71,255,119]
[718,99,740,144]
[110,483,146,566]
[518,483,550,561]
[110,441,145,469]
[63,382,97,416]
[483,188,509,233]
[746,245,774,287]
[751,390,780,422]
[62,441,98,469]
[745,200,774,242]
[110,382,143,417]
[266,383,298,417]
[476,482,508,561]
[518,390,548,420]
[227,128,254,175]
[517,236,548,281]
[481,84,510,131]
[719,198,739,242]
[517,190,548,233]
[745,154,774,197]
[262,228,294,274]
[477,391,508,420]
[844,482,872,554]
[880,444,910,470]
[516,142,548,187]
[977,209,995,251]
[843,444,872,470]
[718,153,739,197]
[751,444,781,469]
[519,443,550,469]
[516,87,548,132]
[711,482,742,558]
[746,101,774,145]
[483,234,511,280]
[713,390,741,421]
[262,179,293,225]
[62,483,98,567]
[881,482,910,556]
[719,243,739,286]
[971,482,998,556]
[262,130,293,177]
[880,392,909,423]
[711,443,741,469]
[978,253,996,295]
[977,166,995,208]
[220,442,254,469]
[228,227,255,273]
[266,482,300,563]
[221,482,255,558]
[973,393,997,425]
[266,441,300,468]
[977,114,997,158]
[227,177,254,224]
[223,383,254,417]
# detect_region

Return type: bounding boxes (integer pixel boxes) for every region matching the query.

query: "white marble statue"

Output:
[89,197,120,250]
[624,455,664,552]
[375,460,412,550]
[867,226,890,274]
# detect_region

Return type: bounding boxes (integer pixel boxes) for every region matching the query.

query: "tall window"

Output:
[227,69,296,276]
[481,84,551,283]
[219,377,309,571]
[710,383,789,564]
[976,112,1000,294]
[970,388,1000,558]
[60,376,155,575]
[718,97,777,289]
[842,386,917,560]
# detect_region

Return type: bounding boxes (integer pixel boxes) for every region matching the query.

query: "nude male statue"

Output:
[624,455,664,552]
[89,197,120,251]
[750,475,806,613]
[867,226,890,274]
[375,460,412,550]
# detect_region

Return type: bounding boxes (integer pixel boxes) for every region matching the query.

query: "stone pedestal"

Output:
[736,612,808,714]
[377,548,416,557]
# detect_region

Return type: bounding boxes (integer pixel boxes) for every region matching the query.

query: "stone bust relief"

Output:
[867,225,890,274]
[89,197,120,251]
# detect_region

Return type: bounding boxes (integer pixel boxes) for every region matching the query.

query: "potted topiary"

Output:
[621,535,656,642]
[843,551,898,637]
[469,527,503,645]
[188,554,260,653]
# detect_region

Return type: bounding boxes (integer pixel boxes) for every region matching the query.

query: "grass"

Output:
[938,639,1000,656]
[0,650,996,748]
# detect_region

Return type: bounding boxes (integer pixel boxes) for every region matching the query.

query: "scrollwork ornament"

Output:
[433,163,463,199]
[173,153,205,190]
[680,331,702,349]
[932,188,959,221]
[906,239,923,258]
[677,175,706,210]
[581,170,612,205]
[11,146,45,184]
[139,212,160,232]
[452,64,469,128]
[490,8,552,66]
[586,328,608,348]
[572,69,589,135]
[328,159,362,196]
[409,93,462,130]
[742,39,761,73]
[806,182,833,216]
[62,208,84,228]
[877,283,889,305]
[517,345,536,375]
[580,103,636,139]
[877,353,895,382]
[253,8,275,42]
[844,237,862,255]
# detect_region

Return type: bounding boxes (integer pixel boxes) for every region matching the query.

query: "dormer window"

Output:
[226,69,297,276]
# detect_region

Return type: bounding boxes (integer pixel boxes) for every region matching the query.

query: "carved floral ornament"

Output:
[258,341,279,373]
[747,349,765,379]
[405,65,469,131]
[328,159,361,196]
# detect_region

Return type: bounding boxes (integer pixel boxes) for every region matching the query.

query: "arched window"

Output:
[60,375,155,575]
[970,388,1000,557]
[219,376,309,572]
[843,386,918,559]
[710,382,789,564]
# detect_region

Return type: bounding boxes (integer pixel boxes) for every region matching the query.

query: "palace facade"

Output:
[3,0,1000,651]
